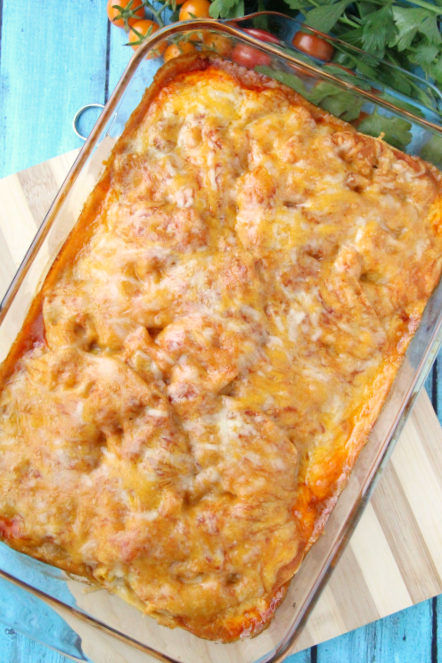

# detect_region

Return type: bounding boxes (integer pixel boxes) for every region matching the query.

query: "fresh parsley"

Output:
[256,67,363,122]
[420,133,442,167]
[209,0,244,19]
[209,0,442,120]
[304,0,353,34]
[357,110,412,150]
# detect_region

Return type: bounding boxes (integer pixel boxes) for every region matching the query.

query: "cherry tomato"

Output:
[164,41,196,62]
[107,0,144,29]
[243,28,280,45]
[202,32,232,57]
[231,43,271,68]
[129,21,166,58]
[292,32,334,62]
[179,0,211,21]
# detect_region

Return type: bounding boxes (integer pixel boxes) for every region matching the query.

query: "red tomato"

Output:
[107,0,144,29]
[179,0,211,21]
[231,43,271,68]
[243,28,280,45]
[292,32,334,62]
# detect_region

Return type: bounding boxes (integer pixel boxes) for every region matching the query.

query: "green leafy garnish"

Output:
[209,0,244,18]
[357,110,412,150]
[255,66,311,96]
[420,134,442,168]
[283,0,313,10]
[360,5,395,58]
[318,90,364,121]
[304,0,353,34]
[256,67,363,122]
[410,42,440,66]
[268,0,442,116]
[192,0,442,120]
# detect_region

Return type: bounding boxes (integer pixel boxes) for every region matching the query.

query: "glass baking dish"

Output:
[2,13,442,663]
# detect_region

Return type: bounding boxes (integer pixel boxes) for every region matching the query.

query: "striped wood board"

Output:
[1,151,442,661]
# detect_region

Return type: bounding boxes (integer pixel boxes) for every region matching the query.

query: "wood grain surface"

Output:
[2,150,442,663]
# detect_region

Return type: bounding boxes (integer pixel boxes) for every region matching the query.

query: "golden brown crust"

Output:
[1,55,442,642]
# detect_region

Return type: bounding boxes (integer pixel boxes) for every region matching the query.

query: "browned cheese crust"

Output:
[1,54,442,642]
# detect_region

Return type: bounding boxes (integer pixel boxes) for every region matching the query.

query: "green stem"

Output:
[400,0,442,13]
[338,13,360,29]
[142,0,165,27]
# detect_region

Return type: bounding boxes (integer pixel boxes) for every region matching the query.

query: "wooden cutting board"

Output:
[1,151,442,659]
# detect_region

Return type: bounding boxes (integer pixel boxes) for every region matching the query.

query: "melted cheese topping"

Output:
[1,56,442,642]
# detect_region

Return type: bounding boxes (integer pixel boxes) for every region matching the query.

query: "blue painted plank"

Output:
[285,647,312,662]
[0,627,70,663]
[315,599,432,663]
[108,21,133,100]
[0,0,108,178]
[436,594,442,661]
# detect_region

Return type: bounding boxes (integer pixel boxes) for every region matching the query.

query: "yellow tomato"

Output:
[202,32,232,57]
[107,0,144,29]
[163,41,196,62]
[129,21,166,58]
[179,0,211,21]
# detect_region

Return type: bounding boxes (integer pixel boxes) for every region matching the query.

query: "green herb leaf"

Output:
[353,58,380,81]
[257,68,364,123]
[209,0,241,19]
[336,27,364,48]
[357,2,379,19]
[255,66,310,97]
[307,81,340,104]
[169,8,180,22]
[254,0,269,30]
[320,92,364,121]
[307,81,363,120]
[361,4,395,58]
[304,0,352,34]
[357,111,412,150]
[283,0,313,9]
[227,0,245,18]
[424,55,442,84]
[391,8,442,52]
[420,134,442,168]
[410,41,441,65]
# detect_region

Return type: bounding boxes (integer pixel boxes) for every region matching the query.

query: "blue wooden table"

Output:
[1,1,442,661]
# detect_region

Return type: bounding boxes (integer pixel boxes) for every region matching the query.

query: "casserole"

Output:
[2,14,442,663]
